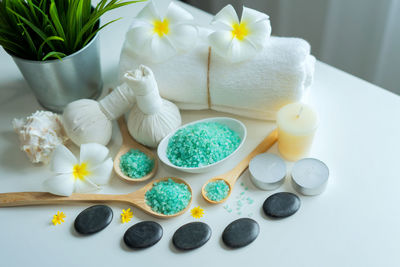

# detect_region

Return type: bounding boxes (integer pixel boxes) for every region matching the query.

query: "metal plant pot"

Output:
[9,33,102,113]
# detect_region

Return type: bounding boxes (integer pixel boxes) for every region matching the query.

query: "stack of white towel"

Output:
[119,28,315,120]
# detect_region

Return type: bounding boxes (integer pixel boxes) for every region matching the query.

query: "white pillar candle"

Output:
[276,102,319,161]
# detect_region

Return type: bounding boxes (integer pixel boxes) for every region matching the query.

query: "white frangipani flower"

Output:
[126,1,198,62]
[208,5,271,63]
[43,144,113,196]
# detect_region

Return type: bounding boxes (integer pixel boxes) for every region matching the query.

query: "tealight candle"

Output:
[249,153,286,190]
[276,103,319,161]
[291,158,329,196]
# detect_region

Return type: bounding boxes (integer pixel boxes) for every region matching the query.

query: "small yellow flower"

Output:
[52,211,66,225]
[121,208,133,223]
[191,206,204,219]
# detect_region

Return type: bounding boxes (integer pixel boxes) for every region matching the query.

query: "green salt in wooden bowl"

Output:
[114,117,158,184]
[157,117,247,174]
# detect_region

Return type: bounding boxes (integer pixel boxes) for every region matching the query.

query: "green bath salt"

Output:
[145,178,191,215]
[167,122,241,168]
[119,149,154,178]
[205,180,230,202]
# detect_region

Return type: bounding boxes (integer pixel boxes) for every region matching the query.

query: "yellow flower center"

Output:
[72,162,90,180]
[153,19,169,37]
[231,22,249,41]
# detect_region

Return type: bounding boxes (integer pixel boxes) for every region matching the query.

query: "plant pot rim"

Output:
[6,30,100,64]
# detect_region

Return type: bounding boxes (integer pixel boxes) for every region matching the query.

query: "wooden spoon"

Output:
[202,129,278,204]
[113,116,158,183]
[0,177,192,219]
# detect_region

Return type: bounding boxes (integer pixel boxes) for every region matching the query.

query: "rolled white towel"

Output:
[119,27,315,120]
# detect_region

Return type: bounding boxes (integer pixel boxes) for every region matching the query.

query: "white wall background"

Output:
[184,0,400,95]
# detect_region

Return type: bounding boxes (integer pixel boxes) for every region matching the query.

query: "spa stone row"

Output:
[73,192,301,249]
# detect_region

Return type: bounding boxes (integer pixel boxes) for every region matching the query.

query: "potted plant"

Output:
[0,0,141,112]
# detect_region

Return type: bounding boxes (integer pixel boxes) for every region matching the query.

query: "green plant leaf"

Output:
[26,0,41,26]
[38,35,64,59]
[73,0,144,49]
[49,0,65,40]
[41,51,67,61]
[19,22,37,59]
[13,0,36,25]
[0,28,20,39]
[0,37,25,49]
[7,7,50,41]
[30,3,58,36]
[76,0,83,32]
[81,17,121,47]
[0,37,25,55]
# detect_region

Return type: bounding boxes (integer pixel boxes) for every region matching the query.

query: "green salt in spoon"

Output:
[202,129,278,204]
[114,116,158,183]
[145,178,192,215]
[0,177,192,219]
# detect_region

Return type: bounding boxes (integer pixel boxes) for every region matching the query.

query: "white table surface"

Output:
[1,1,400,266]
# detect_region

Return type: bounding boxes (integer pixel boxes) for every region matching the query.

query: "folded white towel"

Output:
[119,28,315,120]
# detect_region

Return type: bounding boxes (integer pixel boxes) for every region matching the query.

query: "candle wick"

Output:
[296,106,304,119]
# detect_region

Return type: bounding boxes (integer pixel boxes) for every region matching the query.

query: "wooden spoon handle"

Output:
[225,128,278,184]
[117,116,132,144]
[117,116,152,153]
[0,192,129,207]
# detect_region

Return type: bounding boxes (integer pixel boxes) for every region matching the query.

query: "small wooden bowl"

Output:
[113,117,158,183]
[114,146,158,184]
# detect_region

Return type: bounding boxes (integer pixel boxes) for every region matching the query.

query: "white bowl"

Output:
[157,117,247,174]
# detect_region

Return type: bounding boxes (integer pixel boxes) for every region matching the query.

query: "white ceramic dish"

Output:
[157,117,247,174]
